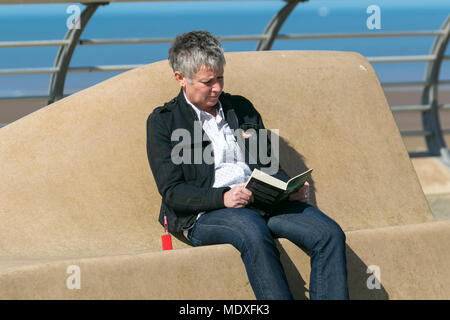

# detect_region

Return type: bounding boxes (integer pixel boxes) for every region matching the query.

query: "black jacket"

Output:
[146,90,290,233]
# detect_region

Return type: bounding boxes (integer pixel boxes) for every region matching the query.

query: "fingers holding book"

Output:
[288,181,310,203]
[224,183,254,208]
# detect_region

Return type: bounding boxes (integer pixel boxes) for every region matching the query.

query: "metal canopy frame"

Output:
[256,0,306,51]
[47,2,107,104]
[422,16,450,164]
[48,0,304,104]
[0,1,450,165]
[42,0,303,104]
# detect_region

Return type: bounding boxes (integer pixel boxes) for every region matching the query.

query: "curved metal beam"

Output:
[421,15,450,163]
[47,3,108,105]
[256,0,306,51]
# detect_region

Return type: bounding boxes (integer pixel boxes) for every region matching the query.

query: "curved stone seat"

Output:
[0,51,448,299]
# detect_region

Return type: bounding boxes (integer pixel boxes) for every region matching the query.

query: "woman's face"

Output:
[175,64,224,110]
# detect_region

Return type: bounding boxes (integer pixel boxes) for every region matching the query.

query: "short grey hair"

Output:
[168,30,226,82]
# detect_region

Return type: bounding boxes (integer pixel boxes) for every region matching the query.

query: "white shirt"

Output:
[183,92,252,238]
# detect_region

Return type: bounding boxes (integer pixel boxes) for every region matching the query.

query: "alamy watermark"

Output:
[366,265,381,290]
[66,265,81,290]
[170,122,280,176]
[66,5,81,30]
[366,5,381,30]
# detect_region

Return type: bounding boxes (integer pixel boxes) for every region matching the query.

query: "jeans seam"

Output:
[317,248,324,299]
[240,238,268,300]
[312,220,340,300]
[275,210,331,300]
[315,223,331,300]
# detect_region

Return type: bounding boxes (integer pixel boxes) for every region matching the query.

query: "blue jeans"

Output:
[188,201,349,300]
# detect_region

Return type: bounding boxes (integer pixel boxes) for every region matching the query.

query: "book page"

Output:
[245,168,287,190]
[286,168,313,190]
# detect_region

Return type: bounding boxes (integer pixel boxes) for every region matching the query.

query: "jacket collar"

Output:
[174,89,240,132]
[176,89,198,122]
[219,93,239,131]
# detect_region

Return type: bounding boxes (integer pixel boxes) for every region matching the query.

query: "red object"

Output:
[164,216,169,233]
[161,234,173,250]
[161,215,173,250]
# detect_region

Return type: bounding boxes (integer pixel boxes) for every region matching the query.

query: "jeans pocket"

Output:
[185,222,198,244]
[189,221,208,247]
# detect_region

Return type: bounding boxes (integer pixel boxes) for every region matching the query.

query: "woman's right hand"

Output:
[223,183,253,208]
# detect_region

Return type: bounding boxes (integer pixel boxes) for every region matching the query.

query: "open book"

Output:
[244,168,313,210]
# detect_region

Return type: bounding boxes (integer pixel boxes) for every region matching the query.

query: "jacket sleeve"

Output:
[146,111,230,215]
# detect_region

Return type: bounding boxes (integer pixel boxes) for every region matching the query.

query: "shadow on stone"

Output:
[276,240,309,300]
[346,244,390,299]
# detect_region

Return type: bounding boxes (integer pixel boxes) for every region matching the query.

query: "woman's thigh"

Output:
[188,207,274,250]
[267,201,345,254]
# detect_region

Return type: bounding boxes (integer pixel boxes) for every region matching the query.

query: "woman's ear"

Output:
[174,71,186,89]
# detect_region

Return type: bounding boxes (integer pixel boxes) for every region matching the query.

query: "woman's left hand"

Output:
[288,181,310,203]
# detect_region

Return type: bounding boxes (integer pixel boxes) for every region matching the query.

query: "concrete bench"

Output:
[0,51,448,299]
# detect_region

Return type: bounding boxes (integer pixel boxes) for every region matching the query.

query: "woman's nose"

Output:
[212,81,222,92]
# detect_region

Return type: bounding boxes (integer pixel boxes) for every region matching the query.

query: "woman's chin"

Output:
[207,97,219,105]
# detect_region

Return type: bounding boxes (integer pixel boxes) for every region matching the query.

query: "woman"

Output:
[146,30,349,300]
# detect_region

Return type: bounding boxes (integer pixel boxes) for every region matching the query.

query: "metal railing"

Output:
[0,1,449,164]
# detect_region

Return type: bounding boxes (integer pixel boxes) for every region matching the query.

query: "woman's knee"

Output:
[305,207,346,248]
[320,217,346,248]
[229,210,279,258]
[240,216,275,247]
